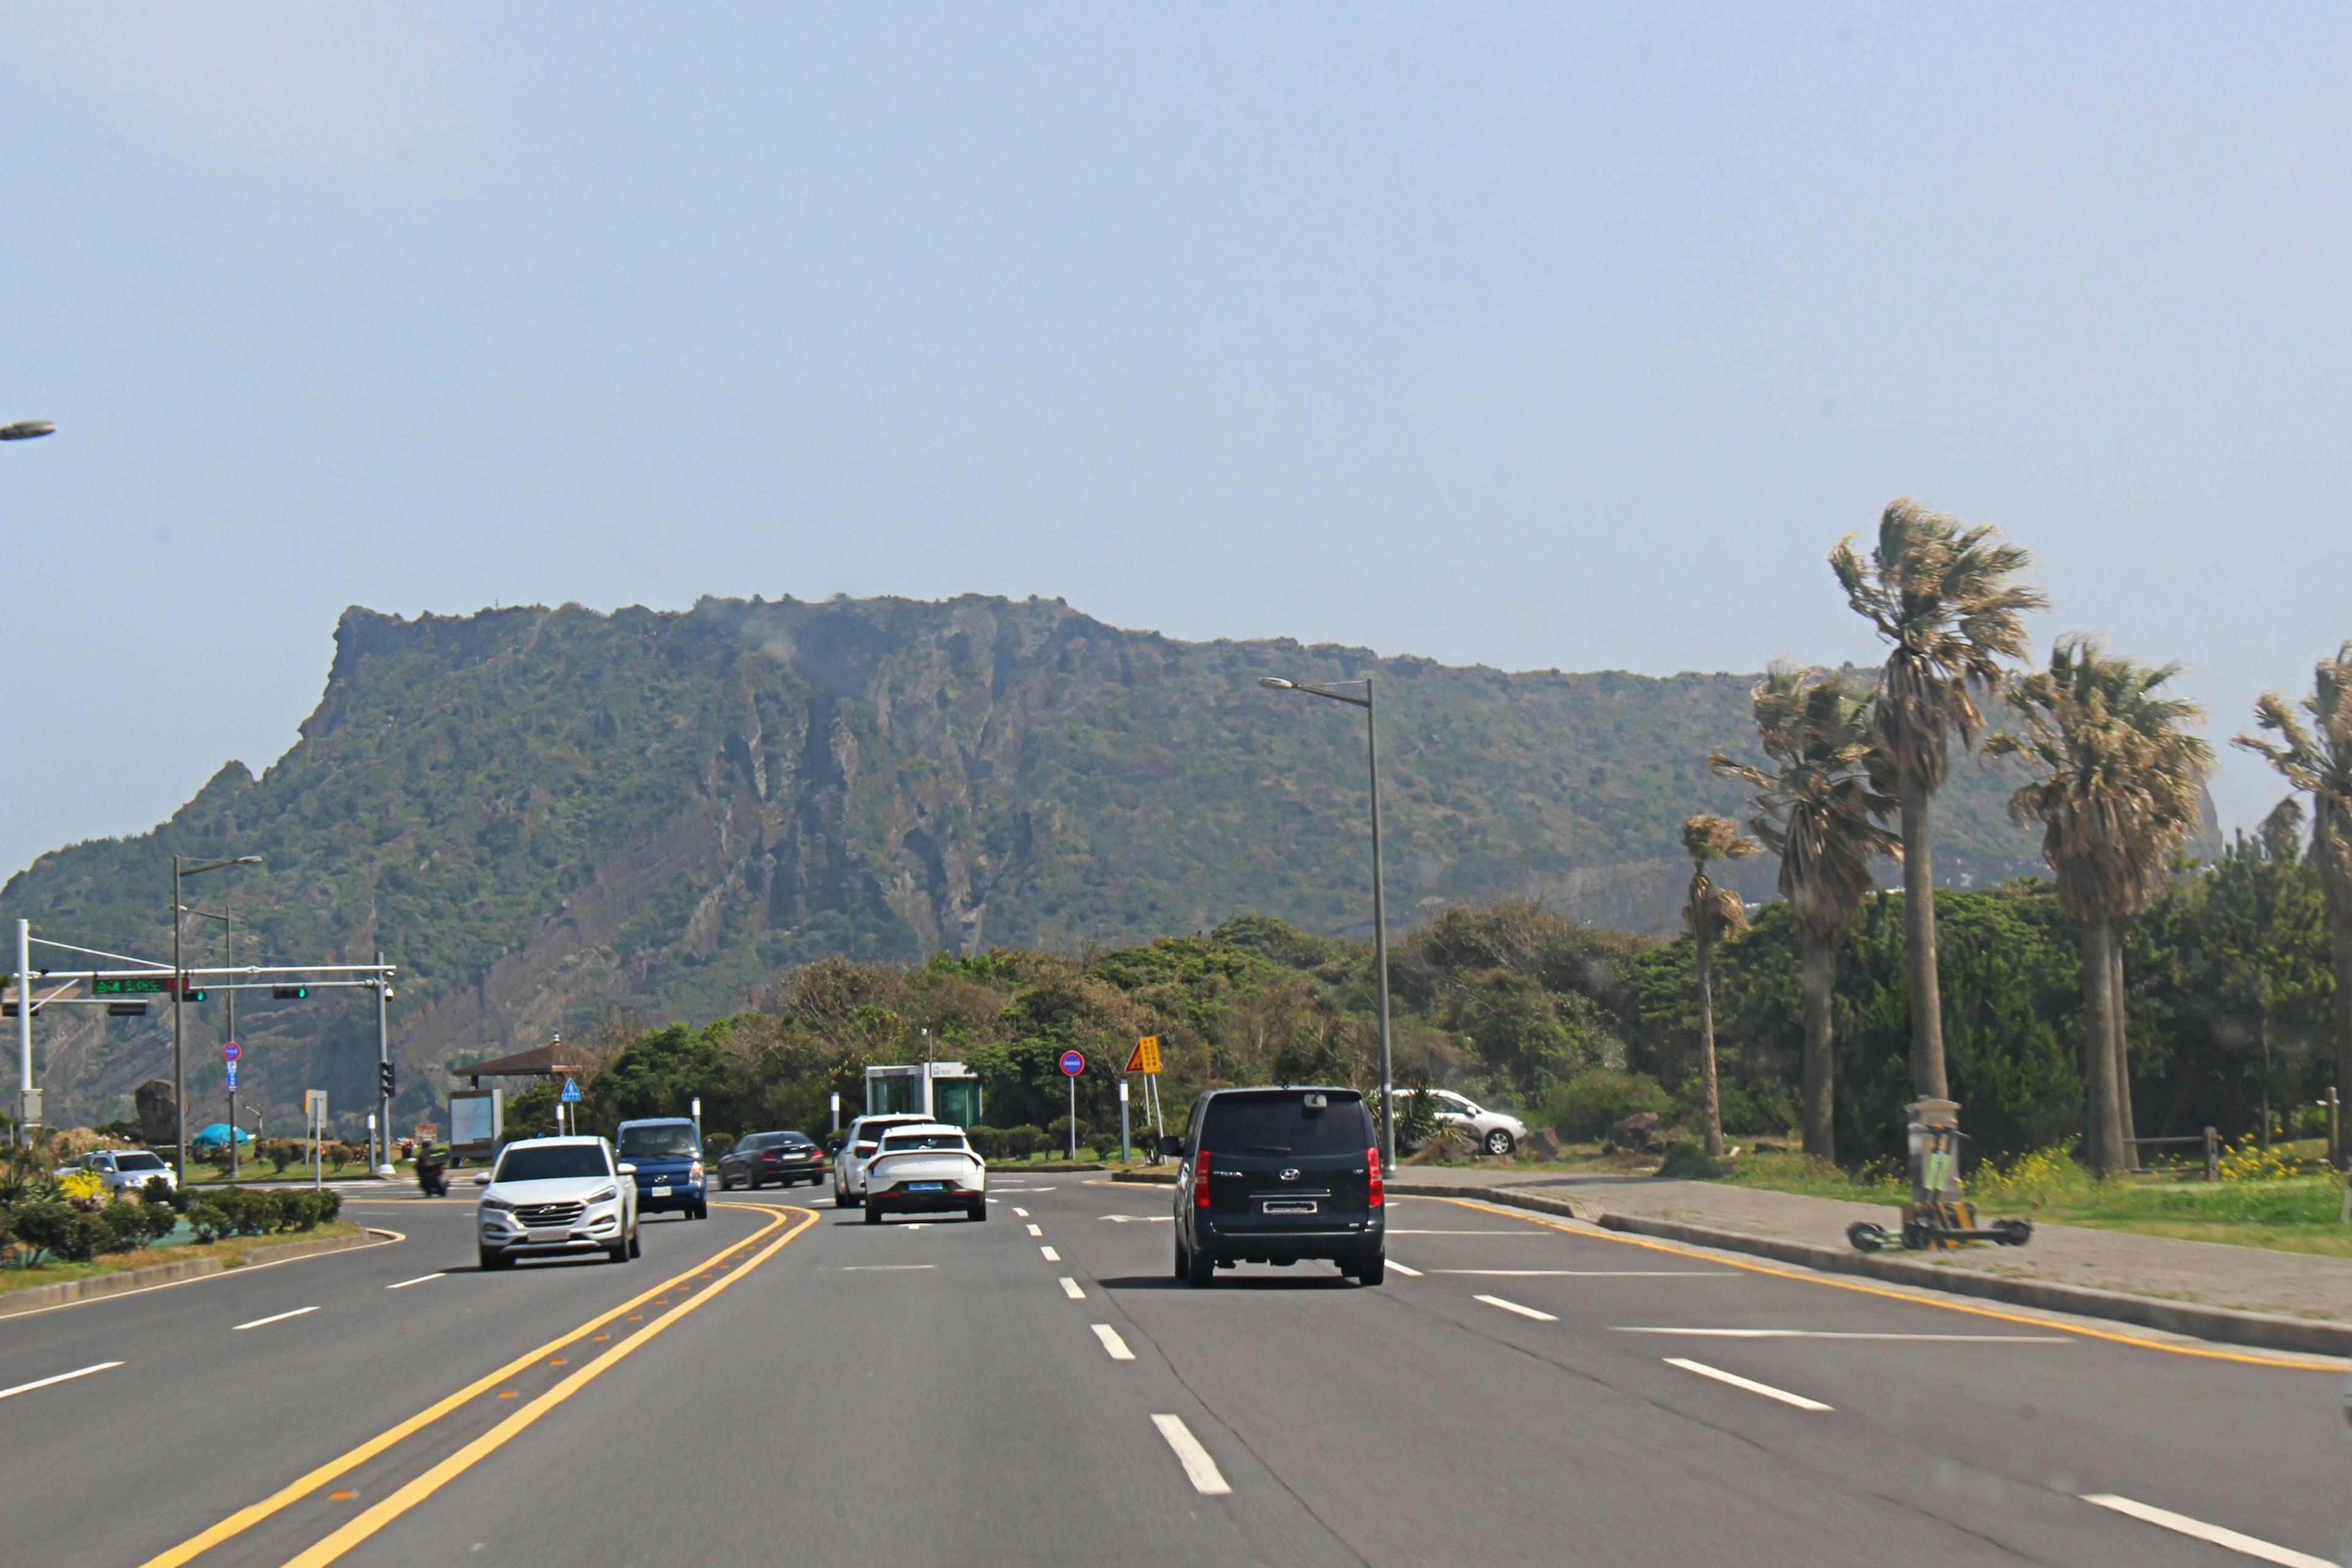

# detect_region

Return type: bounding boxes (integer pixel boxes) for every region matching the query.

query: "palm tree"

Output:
[1711,666,1898,1162]
[1990,639,2211,1174]
[2236,643,2352,1167]
[1832,500,2046,1101]
[1681,814,1759,1158]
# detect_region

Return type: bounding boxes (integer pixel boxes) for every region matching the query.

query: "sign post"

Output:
[1058,1050,1086,1160]
[222,1041,241,1179]
[1118,1079,1131,1163]
[1124,1036,1165,1162]
[304,1089,328,1192]
[560,1075,581,1137]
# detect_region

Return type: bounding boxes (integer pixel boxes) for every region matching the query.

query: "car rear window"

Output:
[737,1134,776,1152]
[115,1153,165,1171]
[497,1145,611,1182]
[881,1132,968,1152]
[616,1124,698,1158]
[1200,1094,1370,1156]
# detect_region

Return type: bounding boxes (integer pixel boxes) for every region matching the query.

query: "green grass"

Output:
[185,1161,377,1185]
[0,1221,363,1297]
[1714,1147,2352,1259]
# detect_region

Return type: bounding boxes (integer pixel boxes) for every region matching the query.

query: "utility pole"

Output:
[1259,674,1395,1174]
[374,949,392,1174]
[14,918,31,1148]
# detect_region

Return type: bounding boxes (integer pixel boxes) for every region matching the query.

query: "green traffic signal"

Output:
[272,986,310,1000]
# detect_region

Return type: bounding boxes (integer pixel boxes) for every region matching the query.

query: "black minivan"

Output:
[1166,1086,1384,1287]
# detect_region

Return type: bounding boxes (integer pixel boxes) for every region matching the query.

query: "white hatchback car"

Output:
[58,1148,176,1193]
[473,1136,640,1269]
[831,1114,934,1208]
[1397,1089,1528,1157]
[862,1123,987,1224]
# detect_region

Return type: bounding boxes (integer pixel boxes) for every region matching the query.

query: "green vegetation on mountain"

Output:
[3,594,2056,1129]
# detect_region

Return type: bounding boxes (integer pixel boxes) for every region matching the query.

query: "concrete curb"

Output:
[0,1227,395,1321]
[1110,1170,1176,1185]
[1448,1186,2352,1360]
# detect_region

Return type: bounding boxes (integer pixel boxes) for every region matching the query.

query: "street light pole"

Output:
[170,856,260,1185]
[180,907,236,1176]
[1259,675,1395,1175]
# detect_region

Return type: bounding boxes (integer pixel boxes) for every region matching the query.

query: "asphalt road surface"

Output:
[2,1178,2346,1567]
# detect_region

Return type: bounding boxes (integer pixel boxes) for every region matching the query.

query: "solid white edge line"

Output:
[1474,1294,1558,1322]
[1091,1323,1136,1360]
[0,1360,124,1400]
[2079,1493,2334,1568]
[1152,1414,1232,1496]
[384,1272,447,1290]
[1385,1261,1423,1277]
[1441,1270,1732,1277]
[1664,1357,1833,1411]
[1039,1245,1060,1262]
[1616,1328,2068,1342]
[231,1305,320,1332]
[1059,1276,1086,1298]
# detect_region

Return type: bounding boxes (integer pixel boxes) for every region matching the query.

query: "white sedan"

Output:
[862,1125,987,1224]
[473,1136,641,1268]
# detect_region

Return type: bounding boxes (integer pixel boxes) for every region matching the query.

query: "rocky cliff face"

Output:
[3,593,2071,1131]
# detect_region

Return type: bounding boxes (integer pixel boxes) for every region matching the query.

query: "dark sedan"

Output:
[717,1130,828,1190]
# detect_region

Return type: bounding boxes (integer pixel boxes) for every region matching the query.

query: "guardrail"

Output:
[2124,1127,2220,1182]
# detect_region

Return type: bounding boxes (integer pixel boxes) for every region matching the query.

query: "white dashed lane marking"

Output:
[1026,1224,1042,1237]
[1040,1245,1061,1262]
[1664,1358,1833,1411]
[1385,1261,1423,1277]
[1152,1414,1232,1496]
[0,1362,123,1401]
[1474,1294,1557,1322]
[232,1306,318,1332]
[1091,1324,1136,1360]
[385,1273,446,1290]
[2079,1493,2332,1568]
[1059,1277,1086,1299]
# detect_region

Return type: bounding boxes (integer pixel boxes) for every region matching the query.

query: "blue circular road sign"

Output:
[1058,1050,1086,1077]
[222,1041,241,1062]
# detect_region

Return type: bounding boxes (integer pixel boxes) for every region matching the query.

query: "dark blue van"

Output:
[614,1117,709,1219]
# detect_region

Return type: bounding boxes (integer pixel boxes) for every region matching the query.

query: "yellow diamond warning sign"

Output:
[1124,1035,1162,1075]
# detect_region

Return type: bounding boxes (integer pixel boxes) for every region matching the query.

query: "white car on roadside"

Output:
[831,1114,935,1208]
[473,1135,641,1269]
[862,1123,987,1224]
[57,1148,176,1193]
[1396,1088,1528,1157]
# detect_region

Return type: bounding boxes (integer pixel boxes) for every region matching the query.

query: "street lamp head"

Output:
[0,420,56,441]
[1258,678,1295,690]
[232,856,262,865]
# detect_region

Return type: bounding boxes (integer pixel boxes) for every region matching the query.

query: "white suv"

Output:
[831,1114,933,1208]
[1397,1089,1527,1157]
[474,1136,640,1269]
[863,1124,987,1224]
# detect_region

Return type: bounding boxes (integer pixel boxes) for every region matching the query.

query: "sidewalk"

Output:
[1392,1166,2352,1330]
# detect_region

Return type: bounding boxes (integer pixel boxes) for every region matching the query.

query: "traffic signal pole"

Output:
[14,919,31,1147]
[374,949,392,1174]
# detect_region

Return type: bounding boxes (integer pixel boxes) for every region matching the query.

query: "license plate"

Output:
[908,1181,944,1191]
[527,1227,568,1243]
[1261,1200,1317,1215]
[650,1185,671,1198]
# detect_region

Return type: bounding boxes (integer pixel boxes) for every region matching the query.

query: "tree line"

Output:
[1678,497,2351,1170]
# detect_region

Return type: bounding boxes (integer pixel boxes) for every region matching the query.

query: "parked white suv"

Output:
[58,1148,175,1193]
[863,1125,987,1224]
[1396,1089,1527,1157]
[831,1114,933,1208]
[473,1136,640,1268]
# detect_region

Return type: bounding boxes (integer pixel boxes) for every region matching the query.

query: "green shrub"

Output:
[270,1191,329,1231]
[1656,1140,1730,1180]
[703,1132,736,1161]
[144,1174,181,1210]
[1003,1125,1046,1159]
[316,1190,342,1224]
[7,1200,79,1264]
[97,1200,173,1254]
[54,1210,110,1262]
[185,1202,230,1244]
[1717,1079,1799,1138]
[966,1126,1011,1160]
[1542,1071,1672,1140]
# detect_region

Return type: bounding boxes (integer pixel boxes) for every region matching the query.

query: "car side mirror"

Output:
[616,1163,636,1175]
[471,1171,491,1185]
[1158,1136,1184,1158]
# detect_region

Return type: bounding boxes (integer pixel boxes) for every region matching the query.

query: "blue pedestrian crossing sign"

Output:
[559,1077,581,1103]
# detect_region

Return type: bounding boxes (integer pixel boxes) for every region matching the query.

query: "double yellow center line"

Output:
[141,1203,816,1568]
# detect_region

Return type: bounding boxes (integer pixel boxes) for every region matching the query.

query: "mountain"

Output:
[2,593,2079,1131]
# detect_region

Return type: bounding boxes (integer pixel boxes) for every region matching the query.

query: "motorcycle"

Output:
[415,1150,448,1198]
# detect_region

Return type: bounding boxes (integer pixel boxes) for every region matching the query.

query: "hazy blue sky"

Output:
[6,4,2349,883]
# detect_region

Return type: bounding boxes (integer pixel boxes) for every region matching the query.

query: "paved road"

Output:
[2,1179,2345,1566]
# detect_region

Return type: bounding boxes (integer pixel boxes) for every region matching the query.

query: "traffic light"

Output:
[378,1062,396,1099]
[106,1001,151,1018]
[272,986,309,1000]
[182,987,208,1003]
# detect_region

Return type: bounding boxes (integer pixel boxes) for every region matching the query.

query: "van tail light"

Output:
[1195,1152,1212,1209]
[1366,1147,1384,1207]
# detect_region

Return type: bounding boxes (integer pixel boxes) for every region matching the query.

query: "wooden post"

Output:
[2331,1087,2342,1171]
[2202,1126,2220,1183]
